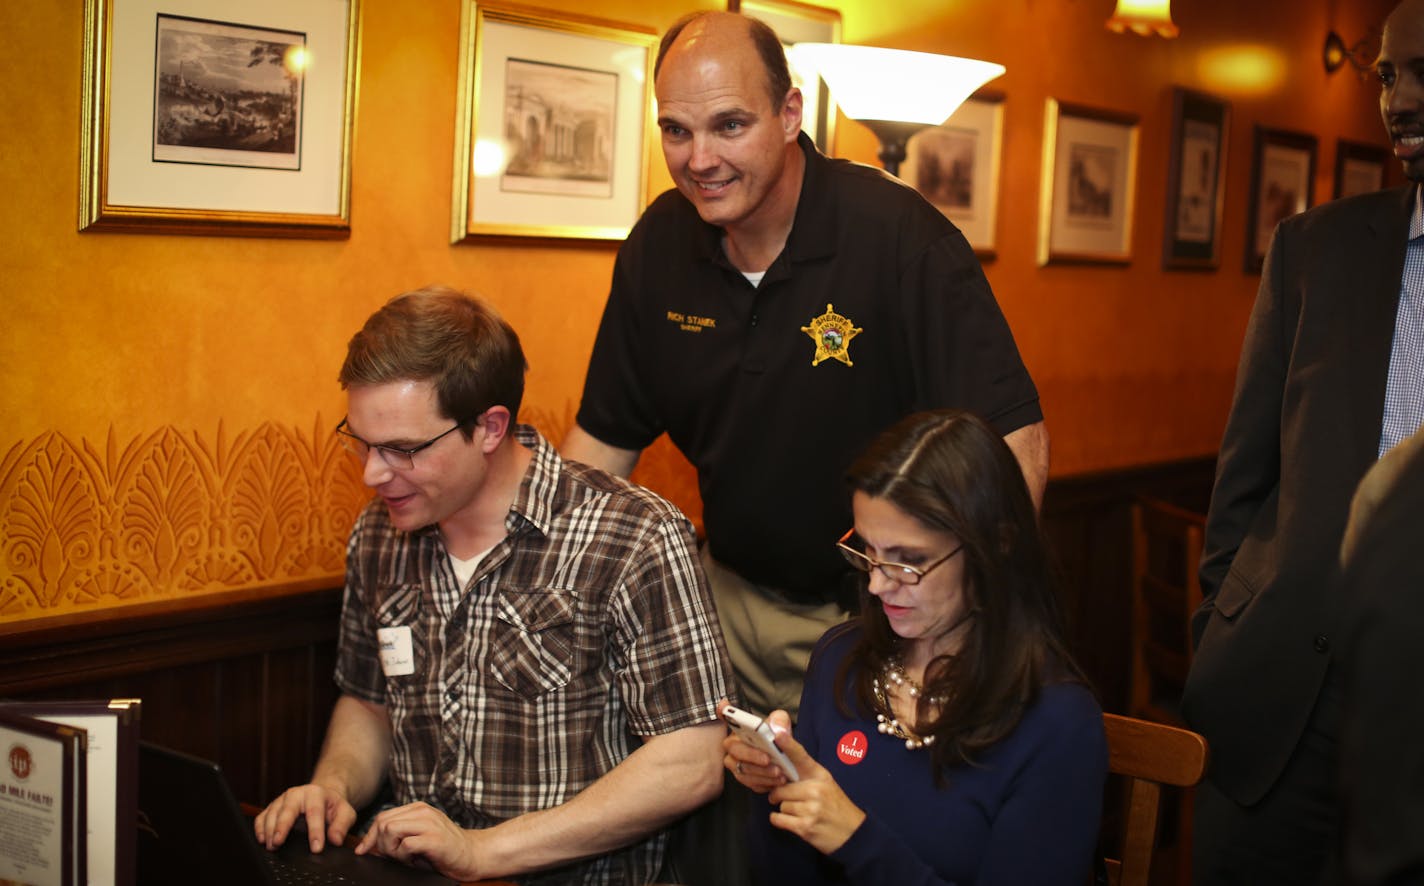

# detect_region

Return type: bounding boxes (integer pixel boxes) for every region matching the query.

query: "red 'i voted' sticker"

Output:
[837,730,868,765]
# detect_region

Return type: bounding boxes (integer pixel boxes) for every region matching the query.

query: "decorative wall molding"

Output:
[0,403,702,624]
[1,419,367,620]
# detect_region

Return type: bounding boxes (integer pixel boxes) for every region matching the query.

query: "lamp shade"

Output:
[786,43,1005,126]
[1106,0,1179,38]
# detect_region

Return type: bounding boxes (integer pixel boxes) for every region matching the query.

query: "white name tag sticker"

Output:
[377,626,416,677]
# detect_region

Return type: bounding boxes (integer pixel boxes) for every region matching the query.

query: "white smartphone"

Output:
[720,704,800,781]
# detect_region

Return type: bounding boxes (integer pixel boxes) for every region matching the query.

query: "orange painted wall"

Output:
[833,0,1393,471]
[0,0,1395,621]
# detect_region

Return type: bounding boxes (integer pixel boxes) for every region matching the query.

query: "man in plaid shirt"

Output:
[255,287,734,884]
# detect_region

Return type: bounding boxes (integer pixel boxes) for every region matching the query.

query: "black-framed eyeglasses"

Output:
[837,528,964,585]
[335,418,463,471]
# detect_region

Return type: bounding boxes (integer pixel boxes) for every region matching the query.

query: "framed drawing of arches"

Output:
[451,1,657,241]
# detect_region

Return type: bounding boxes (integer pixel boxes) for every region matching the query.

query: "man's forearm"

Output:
[311,695,393,810]
[474,721,724,877]
[560,423,642,477]
[1004,420,1049,511]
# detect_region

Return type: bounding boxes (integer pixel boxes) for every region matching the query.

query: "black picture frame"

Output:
[1334,139,1391,199]
[1245,126,1317,273]
[1162,88,1230,271]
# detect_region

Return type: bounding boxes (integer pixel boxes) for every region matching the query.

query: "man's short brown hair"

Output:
[338,286,527,435]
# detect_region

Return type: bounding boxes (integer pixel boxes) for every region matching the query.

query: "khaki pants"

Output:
[700,545,849,720]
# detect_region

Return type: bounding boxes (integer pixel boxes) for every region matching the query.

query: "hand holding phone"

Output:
[720,704,800,782]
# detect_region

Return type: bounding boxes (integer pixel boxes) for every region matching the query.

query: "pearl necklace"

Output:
[871,657,946,750]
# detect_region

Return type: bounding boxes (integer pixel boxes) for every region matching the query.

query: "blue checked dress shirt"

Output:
[1381,188,1424,457]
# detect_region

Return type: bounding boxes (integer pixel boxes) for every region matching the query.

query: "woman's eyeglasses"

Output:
[837,529,963,585]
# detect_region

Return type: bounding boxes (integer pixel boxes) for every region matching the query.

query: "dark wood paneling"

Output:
[0,583,342,805]
[1043,456,1216,715]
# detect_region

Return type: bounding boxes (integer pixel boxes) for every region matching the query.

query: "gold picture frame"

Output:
[79,0,361,238]
[451,1,657,242]
[731,0,842,155]
[902,92,1005,260]
[1038,98,1140,266]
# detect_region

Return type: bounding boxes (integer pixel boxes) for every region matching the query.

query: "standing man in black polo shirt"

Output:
[563,10,1046,724]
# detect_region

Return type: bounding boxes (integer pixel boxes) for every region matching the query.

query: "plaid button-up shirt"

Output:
[335,426,733,885]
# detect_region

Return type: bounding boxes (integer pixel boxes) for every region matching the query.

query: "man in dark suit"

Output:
[1338,429,1424,885]
[1183,0,1424,881]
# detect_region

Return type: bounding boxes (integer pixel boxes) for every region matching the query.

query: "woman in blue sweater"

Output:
[721,409,1107,886]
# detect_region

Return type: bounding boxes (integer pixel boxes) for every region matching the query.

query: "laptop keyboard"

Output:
[265,852,356,884]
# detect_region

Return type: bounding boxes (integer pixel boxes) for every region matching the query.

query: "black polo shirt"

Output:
[577,134,1041,603]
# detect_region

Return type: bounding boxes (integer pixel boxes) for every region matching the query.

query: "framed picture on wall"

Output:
[450,1,657,242]
[1245,127,1317,273]
[79,0,360,238]
[901,93,1005,258]
[1037,99,1140,265]
[1162,88,1230,271]
[1334,139,1390,199]
[729,0,843,154]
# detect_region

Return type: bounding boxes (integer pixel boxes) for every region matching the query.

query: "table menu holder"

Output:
[1,699,140,886]
[0,708,87,886]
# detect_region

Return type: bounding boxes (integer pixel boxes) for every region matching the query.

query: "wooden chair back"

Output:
[1129,497,1206,725]
[1100,713,1209,886]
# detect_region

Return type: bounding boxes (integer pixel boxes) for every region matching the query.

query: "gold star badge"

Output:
[801,303,862,367]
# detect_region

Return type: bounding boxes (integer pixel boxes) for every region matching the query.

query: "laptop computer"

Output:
[137,742,455,886]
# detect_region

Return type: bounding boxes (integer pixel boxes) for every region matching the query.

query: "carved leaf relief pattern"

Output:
[115,428,211,591]
[0,404,702,623]
[3,435,101,611]
[0,420,368,621]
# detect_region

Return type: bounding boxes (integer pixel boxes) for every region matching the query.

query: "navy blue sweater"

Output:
[750,624,1107,886]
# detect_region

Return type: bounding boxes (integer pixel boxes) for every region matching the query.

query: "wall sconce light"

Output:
[1323,30,1373,75]
[786,43,1005,177]
[1105,0,1179,39]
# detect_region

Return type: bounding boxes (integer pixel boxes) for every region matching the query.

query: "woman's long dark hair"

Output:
[834,409,1087,780]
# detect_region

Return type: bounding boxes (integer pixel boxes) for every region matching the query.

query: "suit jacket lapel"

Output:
[1347,186,1415,471]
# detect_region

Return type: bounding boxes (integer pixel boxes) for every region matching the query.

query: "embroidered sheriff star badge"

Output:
[801,303,862,367]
